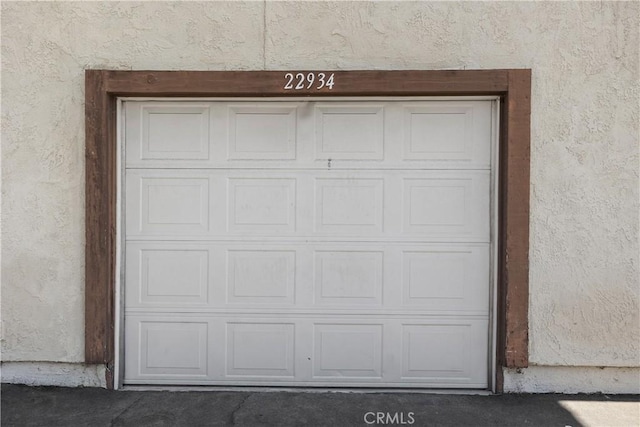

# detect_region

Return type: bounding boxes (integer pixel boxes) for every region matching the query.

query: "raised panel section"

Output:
[228,178,296,232]
[401,322,487,385]
[315,179,383,232]
[406,251,465,298]
[140,249,208,304]
[403,107,472,160]
[313,324,383,378]
[140,177,209,234]
[228,106,297,160]
[314,251,383,306]
[408,183,466,226]
[399,101,492,168]
[226,323,295,377]
[227,250,295,304]
[402,246,490,311]
[402,174,489,239]
[140,105,210,160]
[315,105,384,160]
[135,321,208,377]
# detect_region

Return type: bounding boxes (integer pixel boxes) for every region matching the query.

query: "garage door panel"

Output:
[227,250,296,305]
[227,105,298,160]
[314,178,384,232]
[401,245,490,312]
[227,177,297,232]
[313,324,383,378]
[127,169,488,241]
[126,242,488,312]
[403,106,471,160]
[402,173,490,239]
[126,103,212,163]
[401,320,488,386]
[125,318,210,379]
[400,101,491,165]
[124,315,487,387]
[226,322,296,378]
[125,242,214,308]
[126,173,212,236]
[143,179,208,229]
[123,99,494,388]
[138,248,209,304]
[315,104,384,160]
[126,101,491,170]
[313,250,384,306]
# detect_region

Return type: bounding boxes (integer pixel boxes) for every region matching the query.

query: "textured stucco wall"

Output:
[2,1,638,388]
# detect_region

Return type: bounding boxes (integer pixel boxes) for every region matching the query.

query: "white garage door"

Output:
[122,99,495,388]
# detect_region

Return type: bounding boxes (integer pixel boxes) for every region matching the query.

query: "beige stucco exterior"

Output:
[1,1,638,392]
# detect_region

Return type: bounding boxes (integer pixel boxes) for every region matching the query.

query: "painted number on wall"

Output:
[284,72,335,90]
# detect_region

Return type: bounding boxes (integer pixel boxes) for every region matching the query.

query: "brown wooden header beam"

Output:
[102,70,510,97]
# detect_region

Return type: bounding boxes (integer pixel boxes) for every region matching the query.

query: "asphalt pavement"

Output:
[2,384,639,426]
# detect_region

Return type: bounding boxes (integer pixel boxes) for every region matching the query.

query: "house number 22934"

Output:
[284,72,335,90]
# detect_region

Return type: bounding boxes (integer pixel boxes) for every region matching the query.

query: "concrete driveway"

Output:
[2,384,639,426]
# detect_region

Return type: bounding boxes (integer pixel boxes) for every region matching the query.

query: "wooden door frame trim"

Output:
[85,69,531,390]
